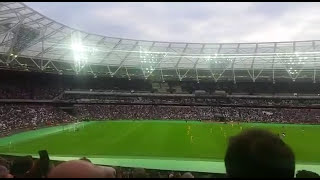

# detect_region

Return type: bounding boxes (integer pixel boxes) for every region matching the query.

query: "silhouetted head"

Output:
[296,170,320,178]
[224,128,295,178]
[181,172,194,178]
[48,160,107,178]
[10,156,34,178]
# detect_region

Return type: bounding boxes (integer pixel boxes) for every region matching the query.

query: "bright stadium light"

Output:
[71,43,84,52]
[71,32,88,74]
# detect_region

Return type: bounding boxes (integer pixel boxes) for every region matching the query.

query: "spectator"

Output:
[0,165,13,178]
[24,159,43,178]
[132,168,149,178]
[181,172,194,178]
[224,129,295,178]
[79,157,92,163]
[296,170,320,178]
[169,172,181,178]
[0,157,9,169]
[97,166,116,178]
[10,156,34,178]
[48,160,112,178]
[169,173,174,178]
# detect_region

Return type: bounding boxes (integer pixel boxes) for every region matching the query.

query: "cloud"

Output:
[25,2,320,43]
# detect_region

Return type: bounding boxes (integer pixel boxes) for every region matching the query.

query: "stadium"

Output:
[0,1,320,178]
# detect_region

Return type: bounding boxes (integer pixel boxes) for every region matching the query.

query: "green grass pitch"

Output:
[0,120,320,173]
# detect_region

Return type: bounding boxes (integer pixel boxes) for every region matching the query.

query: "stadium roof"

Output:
[1,2,320,83]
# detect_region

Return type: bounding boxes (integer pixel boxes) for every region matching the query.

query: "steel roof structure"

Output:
[1,2,320,83]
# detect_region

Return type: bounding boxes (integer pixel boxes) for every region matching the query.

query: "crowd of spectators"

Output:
[1,103,319,137]
[229,98,320,106]
[0,102,319,138]
[0,155,205,178]
[75,105,320,124]
[0,104,75,136]
[62,93,320,107]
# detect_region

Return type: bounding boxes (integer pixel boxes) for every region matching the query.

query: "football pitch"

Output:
[0,120,320,174]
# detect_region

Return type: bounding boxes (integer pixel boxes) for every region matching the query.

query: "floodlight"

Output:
[71,43,83,52]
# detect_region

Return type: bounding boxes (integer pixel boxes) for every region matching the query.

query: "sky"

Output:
[25,2,320,43]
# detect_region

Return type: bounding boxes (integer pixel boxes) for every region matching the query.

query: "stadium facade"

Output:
[1,2,320,84]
